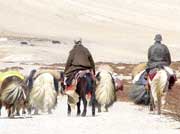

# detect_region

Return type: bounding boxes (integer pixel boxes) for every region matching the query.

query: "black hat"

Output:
[154,34,162,42]
[74,38,82,45]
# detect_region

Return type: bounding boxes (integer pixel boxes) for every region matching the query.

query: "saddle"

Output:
[147,67,176,90]
[64,69,94,108]
[65,70,95,90]
[148,68,158,81]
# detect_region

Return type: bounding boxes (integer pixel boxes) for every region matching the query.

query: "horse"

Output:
[148,67,169,114]
[95,68,117,112]
[27,69,61,114]
[64,70,96,117]
[0,75,28,118]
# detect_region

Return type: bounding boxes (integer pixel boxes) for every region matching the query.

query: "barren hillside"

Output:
[0,0,180,62]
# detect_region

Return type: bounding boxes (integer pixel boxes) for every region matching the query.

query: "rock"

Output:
[52,40,61,44]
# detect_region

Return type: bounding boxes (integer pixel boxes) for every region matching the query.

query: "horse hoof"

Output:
[81,112,86,117]
[77,110,81,116]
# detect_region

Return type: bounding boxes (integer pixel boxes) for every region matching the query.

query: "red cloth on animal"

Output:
[148,69,157,81]
[66,84,75,91]
[114,78,123,91]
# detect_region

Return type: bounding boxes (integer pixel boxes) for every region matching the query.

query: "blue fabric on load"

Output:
[136,71,147,85]
[129,71,150,105]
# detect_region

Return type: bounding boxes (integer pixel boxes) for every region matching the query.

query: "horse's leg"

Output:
[149,90,155,111]
[91,98,95,116]
[77,97,81,116]
[81,96,87,117]
[67,104,71,116]
[80,78,87,117]
[91,84,96,116]
[157,95,161,115]
[161,92,167,110]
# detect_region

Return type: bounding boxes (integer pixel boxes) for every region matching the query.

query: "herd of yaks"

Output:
[0,64,123,118]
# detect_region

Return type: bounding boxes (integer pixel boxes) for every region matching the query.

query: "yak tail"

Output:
[1,83,26,105]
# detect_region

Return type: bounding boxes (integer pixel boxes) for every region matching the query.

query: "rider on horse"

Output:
[146,34,175,89]
[64,38,95,89]
[147,34,171,70]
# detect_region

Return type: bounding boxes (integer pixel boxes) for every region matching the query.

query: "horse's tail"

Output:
[29,73,57,112]
[150,70,168,102]
[0,79,27,106]
[96,70,116,107]
[149,69,168,114]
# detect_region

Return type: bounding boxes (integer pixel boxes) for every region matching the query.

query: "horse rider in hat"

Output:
[64,38,95,86]
[147,34,171,71]
[146,34,176,89]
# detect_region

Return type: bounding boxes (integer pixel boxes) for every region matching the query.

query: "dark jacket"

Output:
[147,42,171,69]
[64,44,95,77]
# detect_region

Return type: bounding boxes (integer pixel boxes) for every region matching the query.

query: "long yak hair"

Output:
[0,76,27,117]
[96,69,116,110]
[28,73,58,112]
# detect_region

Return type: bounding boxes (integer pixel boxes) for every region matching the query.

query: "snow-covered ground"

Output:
[0,96,180,134]
[0,0,180,133]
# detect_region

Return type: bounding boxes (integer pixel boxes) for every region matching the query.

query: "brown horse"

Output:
[0,76,28,118]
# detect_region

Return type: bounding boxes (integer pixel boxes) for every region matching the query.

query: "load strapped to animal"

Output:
[0,70,25,88]
[129,70,150,105]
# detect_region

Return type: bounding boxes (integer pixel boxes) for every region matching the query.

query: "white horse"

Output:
[148,68,169,114]
[95,65,116,112]
[29,73,58,114]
